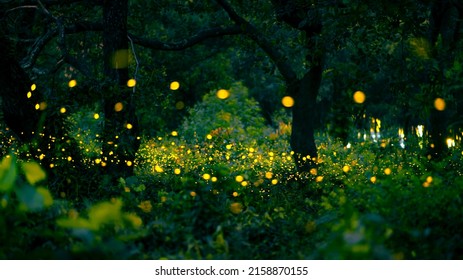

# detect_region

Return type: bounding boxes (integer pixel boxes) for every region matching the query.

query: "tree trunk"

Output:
[290,63,322,172]
[428,108,448,158]
[426,0,461,158]
[102,0,139,178]
[270,1,324,172]
[0,34,41,142]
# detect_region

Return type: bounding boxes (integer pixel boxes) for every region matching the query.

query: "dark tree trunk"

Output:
[102,0,139,178]
[290,63,322,171]
[103,0,129,85]
[0,34,41,142]
[428,108,448,158]
[270,0,324,172]
[426,0,461,158]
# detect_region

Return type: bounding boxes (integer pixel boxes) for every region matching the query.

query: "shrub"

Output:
[179,82,267,144]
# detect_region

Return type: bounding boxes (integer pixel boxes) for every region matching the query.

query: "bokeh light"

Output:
[217,89,230,99]
[170,81,180,90]
[434,98,446,111]
[281,96,294,108]
[127,79,136,87]
[68,80,77,88]
[114,102,124,112]
[353,91,366,104]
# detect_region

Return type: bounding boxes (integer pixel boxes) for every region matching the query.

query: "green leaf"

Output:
[0,156,17,192]
[15,184,45,211]
[57,217,96,231]
[22,162,46,185]
[36,187,54,207]
[88,199,123,229]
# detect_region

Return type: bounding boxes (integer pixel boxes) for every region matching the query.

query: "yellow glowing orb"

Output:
[202,173,211,180]
[31,84,37,91]
[384,168,392,175]
[93,113,100,120]
[127,79,136,87]
[171,131,178,136]
[281,96,295,108]
[68,79,77,88]
[235,175,244,183]
[27,92,32,98]
[60,107,66,114]
[114,102,124,112]
[353,91,366,104]
[126,123,133,129]
[434,98,446,111]
[229,202,243,214]
[370,176,377,183]
[39,102,47,110]
[426,176,433,183]
[174,168,181,175]
[170,81,180,90]
[217,89,230,99]
[342,165,350,173]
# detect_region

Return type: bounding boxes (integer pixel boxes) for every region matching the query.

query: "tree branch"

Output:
[20,27,57,69]
[215,0,297,84]
[64,21,103,34]
[129,25,242,51]
[0,0,98,9]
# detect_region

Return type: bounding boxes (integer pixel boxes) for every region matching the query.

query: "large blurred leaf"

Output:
[22,162,46,185]
[36,187,54,207]
[0,156,17,192]
[15,184,45,211]
[57,217,96,231]
[88,199,123,230]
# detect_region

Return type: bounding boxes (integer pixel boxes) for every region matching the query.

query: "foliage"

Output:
[2,128,463,259]
[179,82,268,144]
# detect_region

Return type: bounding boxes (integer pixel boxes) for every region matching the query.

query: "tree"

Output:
[426,0,463,158]
[209,0,320,171]
[100,0,139,178]
[0,33,41,142]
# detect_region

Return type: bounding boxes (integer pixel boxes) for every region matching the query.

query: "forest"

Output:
[0,0,463,259]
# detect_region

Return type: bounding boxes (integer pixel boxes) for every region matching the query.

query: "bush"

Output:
[179,82,267,144]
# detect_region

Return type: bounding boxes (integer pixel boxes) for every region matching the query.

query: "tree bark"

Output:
[271,0,324,171]
[426,0,461,158]
[0,34,41,142]
[289,63,322,171]
[102,0,139,178]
